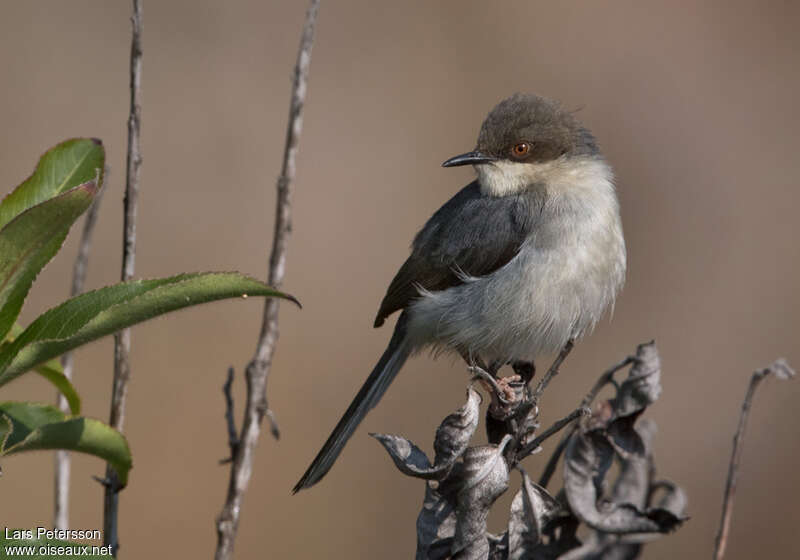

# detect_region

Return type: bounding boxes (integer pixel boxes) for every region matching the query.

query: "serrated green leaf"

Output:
[0,402,131,486]
[0,272,298,387]
[3,323,81,415]
[0,138,104,231]
[0,182,99,342]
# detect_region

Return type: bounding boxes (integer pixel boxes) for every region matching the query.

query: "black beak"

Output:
[441,150,497,168]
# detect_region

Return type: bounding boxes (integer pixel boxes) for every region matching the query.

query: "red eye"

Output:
[511,142,530,158]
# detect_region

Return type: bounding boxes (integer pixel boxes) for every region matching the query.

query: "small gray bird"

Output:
[293,93,626,492]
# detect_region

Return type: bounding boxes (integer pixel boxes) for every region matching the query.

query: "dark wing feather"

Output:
[374,181,539,327]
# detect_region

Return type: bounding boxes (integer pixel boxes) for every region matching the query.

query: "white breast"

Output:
[407,157,626,362]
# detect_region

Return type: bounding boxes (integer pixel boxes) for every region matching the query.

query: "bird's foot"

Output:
[494,374,523,404]
[511,360,536,384]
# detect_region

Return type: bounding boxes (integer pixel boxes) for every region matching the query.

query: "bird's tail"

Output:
[292,314,412,493]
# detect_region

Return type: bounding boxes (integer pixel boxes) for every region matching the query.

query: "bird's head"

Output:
[442,93,602,197]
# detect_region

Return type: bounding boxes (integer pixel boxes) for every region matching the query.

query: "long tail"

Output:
[292,314,412,493]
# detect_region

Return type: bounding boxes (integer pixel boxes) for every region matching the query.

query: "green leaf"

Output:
[0,181,99,342]
[0,402,131,486]
[4,323,81,415]
[0,531,111,558]
[0,272,298,387]
[0,138,104,231]
[33,360,81,416]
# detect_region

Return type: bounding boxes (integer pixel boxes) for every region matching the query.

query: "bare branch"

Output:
[387,341,686,557]
[214,1,320,558]
[104,0,142,554]
[517,406,590,460]
[713,358,795,560]
[580,355,634,408]
[54,166,108,530]
[531,338,574,402]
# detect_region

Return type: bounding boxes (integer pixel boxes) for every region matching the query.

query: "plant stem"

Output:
[532,339,574,402]
[104,1,142,554]
[713,359,795,560]
[54,168,107,530]
[214,2,320,559]
[517,406,590,460]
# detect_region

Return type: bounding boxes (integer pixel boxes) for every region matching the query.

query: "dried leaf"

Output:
[488,532,508,559]
[606,414,646,458]
[651,480,688,520]
[405,343,686,559]
[564,428,681,534]
[507,470,565,559]
[594,542,642,560]
[416,483,456,560]
[610,420,657,509]
[373,388,481,481]
[450,436,512,559]
[613,342,661,418]
[560,532,642,560]
[372,433,439,479]
[434,387,482,465]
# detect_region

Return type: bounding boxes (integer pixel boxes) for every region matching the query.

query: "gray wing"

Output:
[374,181,540,327]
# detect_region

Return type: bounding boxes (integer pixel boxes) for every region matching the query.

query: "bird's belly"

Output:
[407,225,625,362]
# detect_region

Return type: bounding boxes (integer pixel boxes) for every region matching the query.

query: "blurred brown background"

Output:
[1,1,798,558]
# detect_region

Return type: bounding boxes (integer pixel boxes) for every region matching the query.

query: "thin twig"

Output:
[532,339,574,401]
[517,406,590,460]
[54,166,108,530]
[580,355,634,408]
[713,359,795,560]
[220,367,238,464]
[104,0,142,554]
[214,2,320,558]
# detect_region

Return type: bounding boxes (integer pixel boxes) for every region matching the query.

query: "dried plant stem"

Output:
[104,0,142,554]
[54,168,107,530]
[580,355,634,408]
[214,2,320,558]
[713,359,795,560]
[532,339,574,401]
[517,406,590,460]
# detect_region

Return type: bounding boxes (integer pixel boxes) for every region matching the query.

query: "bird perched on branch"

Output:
[294,93,626,492]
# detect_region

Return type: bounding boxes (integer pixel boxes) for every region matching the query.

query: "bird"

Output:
[293,93,626,493]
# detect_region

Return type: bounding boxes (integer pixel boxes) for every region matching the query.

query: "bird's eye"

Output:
[511,142,530,159]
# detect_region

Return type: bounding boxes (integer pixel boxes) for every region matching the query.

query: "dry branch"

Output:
[378,341,686,559]
[516,406,589,460]
[713,358,795,560]
[104,0,142,554]
[214,1,320,558]
[54,167,107,530]
[531,338,574,401]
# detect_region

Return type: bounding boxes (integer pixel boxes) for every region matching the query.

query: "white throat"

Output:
[475,156,612,198]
